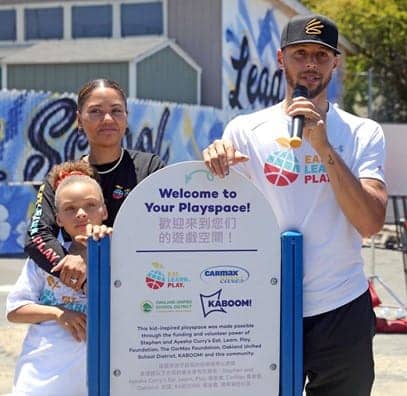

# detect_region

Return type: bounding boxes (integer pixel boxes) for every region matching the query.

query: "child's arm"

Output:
[6,258,86,342]
[7,304,86,342]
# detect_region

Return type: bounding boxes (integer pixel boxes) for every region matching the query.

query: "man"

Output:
[203,14,387,396]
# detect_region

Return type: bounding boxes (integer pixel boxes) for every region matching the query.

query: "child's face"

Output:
[56,181,107,238]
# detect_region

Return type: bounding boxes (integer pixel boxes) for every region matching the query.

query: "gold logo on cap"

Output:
[305,19,324,35]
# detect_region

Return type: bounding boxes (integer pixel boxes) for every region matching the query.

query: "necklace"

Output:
[94,148,124,175]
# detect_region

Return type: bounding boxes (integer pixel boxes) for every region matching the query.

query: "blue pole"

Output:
[87,237,100,396]
[280,233,294,396]
[293,233,303,395]
[280,231,303,396]
[99,236,111,395]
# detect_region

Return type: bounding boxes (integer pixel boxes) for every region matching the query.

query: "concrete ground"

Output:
[0,247,406,395]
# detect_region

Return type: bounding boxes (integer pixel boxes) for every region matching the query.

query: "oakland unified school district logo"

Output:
[264,150,300,186]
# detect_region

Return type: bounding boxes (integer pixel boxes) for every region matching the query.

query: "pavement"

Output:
[0,248,406,395]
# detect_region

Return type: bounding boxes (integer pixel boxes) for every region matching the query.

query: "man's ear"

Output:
[332,55,341,70]
[277,49,285,70]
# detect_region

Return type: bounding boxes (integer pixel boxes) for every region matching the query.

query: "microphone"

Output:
[289,85,309,148]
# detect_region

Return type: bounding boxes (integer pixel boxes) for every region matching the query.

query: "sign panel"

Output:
[110,161,281,395]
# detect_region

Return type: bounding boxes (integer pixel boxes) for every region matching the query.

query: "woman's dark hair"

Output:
[77,79,127,112]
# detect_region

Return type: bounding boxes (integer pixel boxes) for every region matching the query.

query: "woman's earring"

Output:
[77,127,84,134]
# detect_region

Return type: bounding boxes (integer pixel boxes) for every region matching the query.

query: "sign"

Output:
[110,161,281,395]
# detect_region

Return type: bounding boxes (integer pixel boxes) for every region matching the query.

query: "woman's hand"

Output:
[51,254,86,291]
[52,224,112,291]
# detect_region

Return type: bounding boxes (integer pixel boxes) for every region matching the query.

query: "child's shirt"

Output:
[6,246,87,396]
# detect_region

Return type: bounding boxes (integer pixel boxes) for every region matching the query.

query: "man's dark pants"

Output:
[303,290,375,396]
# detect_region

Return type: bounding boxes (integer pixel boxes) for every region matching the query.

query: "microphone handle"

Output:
[291,115,304,140]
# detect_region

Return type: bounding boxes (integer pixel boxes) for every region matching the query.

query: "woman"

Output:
[24,79,165,290]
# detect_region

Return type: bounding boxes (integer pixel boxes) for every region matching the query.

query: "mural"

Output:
[222,0,341,111]
[0,0,345,255]
[0,90,230,254]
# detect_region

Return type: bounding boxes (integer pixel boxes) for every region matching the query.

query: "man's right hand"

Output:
[202,139,249,178]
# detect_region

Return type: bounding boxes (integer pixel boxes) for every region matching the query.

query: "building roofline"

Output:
[1,36,201,68]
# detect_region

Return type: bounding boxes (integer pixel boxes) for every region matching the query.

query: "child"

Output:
[6,161,111,396]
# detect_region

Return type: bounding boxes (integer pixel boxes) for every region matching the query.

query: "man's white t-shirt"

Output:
[224,102,386,317]
[6,248,87,396]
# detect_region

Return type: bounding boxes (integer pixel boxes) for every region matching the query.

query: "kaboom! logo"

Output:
[199,289,252,318]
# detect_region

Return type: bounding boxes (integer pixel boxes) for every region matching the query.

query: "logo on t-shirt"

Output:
[304,154,330,184]
[112,185,131,200]
[264,150,300,186]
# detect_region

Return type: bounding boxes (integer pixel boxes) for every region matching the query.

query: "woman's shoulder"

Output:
[124,149,159,160]
[124,149,165,173]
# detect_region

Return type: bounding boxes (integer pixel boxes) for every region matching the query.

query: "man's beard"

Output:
[285,69,332,99]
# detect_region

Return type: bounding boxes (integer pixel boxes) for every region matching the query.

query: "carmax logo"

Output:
[200,265,250,285]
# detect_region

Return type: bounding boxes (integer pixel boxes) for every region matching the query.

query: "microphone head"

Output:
[292,85,309,99]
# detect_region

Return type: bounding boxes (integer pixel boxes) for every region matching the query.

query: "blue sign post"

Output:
[88,236,110,395]
[87,162,302,396]
[280,231,303,396]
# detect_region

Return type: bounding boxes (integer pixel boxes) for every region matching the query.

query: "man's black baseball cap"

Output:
[280,14,341,54]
